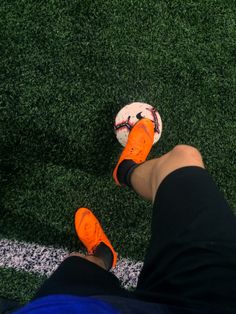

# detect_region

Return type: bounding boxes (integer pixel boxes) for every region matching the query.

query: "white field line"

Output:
[0,238,143,289]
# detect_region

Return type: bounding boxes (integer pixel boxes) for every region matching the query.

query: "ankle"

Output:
[93,242,113,270]
[85,255,107,270]
[117,159,138,187]
[69,252,107,270]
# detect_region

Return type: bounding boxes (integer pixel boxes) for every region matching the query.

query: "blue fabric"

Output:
[14,295,119,314]
[14,294,221,314]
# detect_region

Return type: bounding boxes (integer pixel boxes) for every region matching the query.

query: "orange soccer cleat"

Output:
[113,118,155,185]
[74,207,117,269]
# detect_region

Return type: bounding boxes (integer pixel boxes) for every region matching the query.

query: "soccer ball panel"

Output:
[114,102,162,147]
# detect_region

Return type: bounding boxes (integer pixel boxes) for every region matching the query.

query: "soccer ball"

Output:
[114,102,162,147]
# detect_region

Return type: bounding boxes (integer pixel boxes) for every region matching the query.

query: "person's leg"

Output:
[130,144,204,202]
[134,164,236,311]
[69,252,107,270]
[34,208,126,300]
[34,255,125,300]
[114,119,236,311]
[113,118,204,202]
[72,144,205,284]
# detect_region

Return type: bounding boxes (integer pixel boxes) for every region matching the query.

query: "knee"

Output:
[171,145,203,164]
[148,145,204,201]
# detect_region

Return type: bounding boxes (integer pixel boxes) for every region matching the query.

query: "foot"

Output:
[74,207,117,269]
[113,118,155,185]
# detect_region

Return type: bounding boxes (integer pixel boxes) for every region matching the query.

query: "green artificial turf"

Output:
[0,267,45,304]
[0,0,236,301]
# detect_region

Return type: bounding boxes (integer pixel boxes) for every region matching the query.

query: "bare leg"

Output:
[130,145,204,202]
[69,252,107,270]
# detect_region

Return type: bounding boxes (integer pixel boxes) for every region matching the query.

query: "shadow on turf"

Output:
[1,104,124,178]
[0,296,21,314]
[0,207,83,252]
[1,133,114,177]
